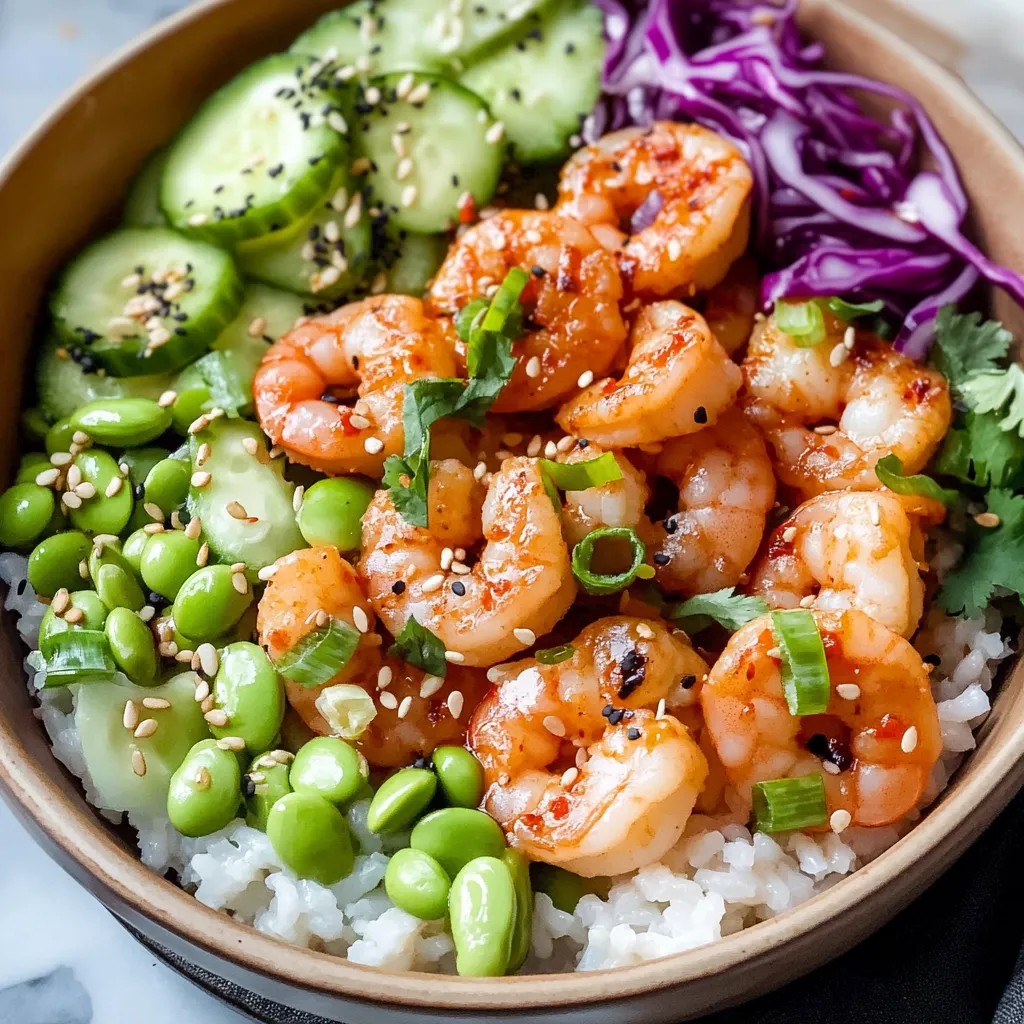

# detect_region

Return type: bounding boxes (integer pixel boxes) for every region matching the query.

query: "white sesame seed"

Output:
[901,726,919,753]
[813,424,837,435]
[396,72,415,99]
[62,607,83,625]
[766,647,782,659]
[73,482,96,500]
[576,370,594,388]
[843,326,856,350]
[185,516,202,540]
[51,588,70,616]
[364,85,382,106]
[534,192,550,211]
[131,750,147,776]
[542,715,565,737]
[291,485,305,514]
[35,467,60,487]
[400,184,418,208]
[188,213,209,227]
[869,501,881,526]
[50,452,72,467]
[543,440,558,458]
[61,492,83,510]
[782,526,798,543]
[835,683,861,700]
[123,700,139,731]
[512,628,536,649]
[379,691,399,710]
[143,501,163,522]
[134,718,159,739]
[205,708,230,727]
[138,605,155,623]
[655,698,666,720]
[78,560,88,579]
[486,667,502,683]
[328,110,348,134]
[447,690,465,719]
[395,695,413,720]
[485,121,505,145]
[636,623,654,640]
[143,697,171,710]
[257,564,278,582]
[829,808,852,833]
[974,512,1001,528]
[226,500,248,520]
[829,343,849,367]
[556,435,575,453]
[188,415,210,435]
[232,573,249,595]
[197,543,210,567]
[473,461,487,481]
[560,766,579,787]
[352,606,370,634]
[525,356,541,378]
[444,650,465,664]
[799,594,816,608]
[421,573,446,593]
[217,736,246,752]
[822,760,841,775]
[407,82,431,105]
[197,643,219,678]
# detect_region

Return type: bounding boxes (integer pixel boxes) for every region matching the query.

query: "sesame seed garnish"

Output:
[226,501,248,520]
[444,650,465,664]
[352,606,370,633]
[813,424,837,435]
[134,718,159,739]
[144,502,164,522]
[799,594,816,608]
[216,736,246,752]
[364,437,384,455]
[328,110,348,134]
[525,356,542,378]
[50,452,73,467]
[400,185,418,208]
[397,695,413,719]
[123,700,139,731]
[51,588,70,616]
[142,697,171,710]
[396,157,414,181]
[421,573,445,593]
[829,808,852,833]
[576,370,594,388]
[194,680,211,703]
[197,543,210,567]
[377,665,393,690]
[197,643,219,677]
[407,82,432,105]
[655,698,666,720]
[242,437,259,457]
[63,607,83,624]
[835,683,861,700]
[138,605,156,623]
[62,492,83,510]
[636,623,654,639]
[974,512,1001,528]
[380,691,399,710]
[292,485,305,514]
[901,726,919,753]
[232,572,249,595]
[513,627,536,646]
[188,213,209,227]
[542,715,565,737]
[447,690,465,719]
[843,326,856,350]
[556,435,574,453]
[829,343,849,367]
[486,667,502,683]
[78,560,89,579]
[195,766,211,791]
[35,467,60,487]
[188,415,210,435]
[766,646,782,659]
[473,461,487,481]
[822,760,841,775]
[257,564,278,581]
[782,526,797,543]
[131,750,147,776]
[205,709,229,727]
[104,477,123,498]
[485,121,505,145]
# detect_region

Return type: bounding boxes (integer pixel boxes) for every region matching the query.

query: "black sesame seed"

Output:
[15,578,27,596]
[451,174,460,187]
[451,581,466,596]
[577,438,589,448]
[664,516,678,534]
[681,674,697,689]
[392,580,406,595]
[531,265,546,277]
[627,727,641,741]
[510,88,521,102]
[653,552,670,565]
[133,484,145,500]
[242,776,256,798]
[602,704,614,718]
[565,42,576,54]
[923,654,941,666]
[320,392,342,404]
[618,648,647,699]
[608,708,626,725]
[694,406,708,424]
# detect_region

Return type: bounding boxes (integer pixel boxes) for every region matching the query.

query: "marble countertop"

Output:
[1,2,1023,1023]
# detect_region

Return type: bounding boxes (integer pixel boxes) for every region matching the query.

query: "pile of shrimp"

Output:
[252,121,954,879]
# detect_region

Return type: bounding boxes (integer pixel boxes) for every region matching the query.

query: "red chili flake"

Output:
[904,378,933,402]
[550,796,570,820]
[457,192,477,225]
[876,713,907,739]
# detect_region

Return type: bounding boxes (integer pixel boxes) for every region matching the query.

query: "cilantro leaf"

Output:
[389,616,448,677]
[929,306,1012,391]
[935,410,1024,489]
[874,454,958,506]
[666,587,769,633]
[961,364,1024,437]
[381,432,430,528]
[458,332,517,423]
[938,489,1024,617]
[402,378,465,454]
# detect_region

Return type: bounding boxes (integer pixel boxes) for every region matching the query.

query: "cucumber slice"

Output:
[75,673,210,817]
[461,0,604,165]
[291,0,548,69]
[123,148,169,227]
[35,335,175,423]
[187,418,305,575]
[355,73,504,233]
[50,227,244,378]
[237,168,373,300]
[383,231,449,297]
[161,54,348,245]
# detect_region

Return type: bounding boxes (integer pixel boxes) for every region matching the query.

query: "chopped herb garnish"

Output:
[667,587,768,634]
[389,615,448,677]
[874,453,958,507]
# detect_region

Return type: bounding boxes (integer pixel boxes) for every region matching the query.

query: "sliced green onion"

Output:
[314,683,378,740]
[274,617,361,689]
[455,298,489,343]
[826,297,885,322]
[539,453,623,493]
[536,644,575,665]
[480,267,529,336]
[571,527,648,595]
[775,299,826,347]
[874,453,958,507]
[389,615,448,677]
[42,630,115,686]
[752,775,828,832]
[771,609,830,715]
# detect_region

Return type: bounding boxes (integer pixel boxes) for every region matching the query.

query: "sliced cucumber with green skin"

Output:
[383,231,449,297]
[161,54,349,245]
[291,0,548,70]
[75,673,210,816]
[237,168,373,301]
[187,419,305,576]
[355,73,504,233]
[123,148,169,227]
[35,335,175,423]
[461,0,604,165]
[50,227,244,378]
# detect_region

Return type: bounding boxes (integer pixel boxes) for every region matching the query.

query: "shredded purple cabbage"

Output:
[587,0,1024,356]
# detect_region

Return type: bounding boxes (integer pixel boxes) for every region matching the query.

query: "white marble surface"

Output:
[1,2,1023,1023]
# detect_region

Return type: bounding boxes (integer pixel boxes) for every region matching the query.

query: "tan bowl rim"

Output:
[2,0,1024,1012]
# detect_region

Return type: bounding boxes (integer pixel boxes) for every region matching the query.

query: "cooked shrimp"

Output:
[359,457,575,667]
[426,210,627,412]
[469,617,709,876]
[702,256,760,356]
[742,311,951,497]
[253,295,458,477]
[644,409,776,596]
[559,445,650,547]
[701,609,942,827]
[555,301,742,447]
[557,122,753,298]
[749,490,945,638]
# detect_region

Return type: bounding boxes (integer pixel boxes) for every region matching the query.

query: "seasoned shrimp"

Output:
[555,301,742,447]
[644,409,776,597]
[702,256,760,356]
[426,210,627,412]
[469,617,709,876]
[359,457,575,667]
[749,490,945,638]
[701,609,941,827]
[253,295,457,477]
[557,122,753,298]
[559,445,650,547]
[742,312,951,497]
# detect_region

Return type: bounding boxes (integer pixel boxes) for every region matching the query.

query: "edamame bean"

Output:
[21,407,50,445]
[296,478,375,551]
[140,530,202,600]
[410,808,505,879]
[144,458,190,517]
[70,398,172,448]
[44,418,74,456]
[366,768,437,834]
[27,530,91,597]
[529,864,605,913]
[290,737,366,806]
[104,607,158,684]
[96,563,145,612]
[245,758,292,830]
[266,791,354,885]
[16,453,51,484]
[118,447,172,490]
[167,739,242,838]
[121,528,150,574]
[170,388,210,436]
[384,848,451,920]
[68,449,133,535]
[0,484,56,549]
[503,849,532,972]
[172,565,253,642]
[209,642,285,753]
[39,590,108,657]
[449,856,517,977]
[432,745,485,808]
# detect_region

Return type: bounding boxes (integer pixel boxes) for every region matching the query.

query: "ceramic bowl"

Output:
[1,1,1023,1021]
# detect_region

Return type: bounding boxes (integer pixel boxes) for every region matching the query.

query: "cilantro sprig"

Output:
[667,588,769,634]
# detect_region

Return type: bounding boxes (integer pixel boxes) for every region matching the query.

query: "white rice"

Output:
[1,551,1014,974]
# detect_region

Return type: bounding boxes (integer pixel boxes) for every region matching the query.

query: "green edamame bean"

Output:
[167,739,242,838]
[118,447,171,490]
[139,530,202,600]
[104,607,158,684]
[172,565,253,643]
[96,563,145,611]
[170,388,210,436]
[449,856,517,977]
[27,530,91,597]
[70,398,172,448]
[266,791,355,885]
[289,737,366,806]
[208,642,285,753]
[39,590,108,657]
[21,407,50,445]
[366,768,437,834]
[144,458,190,517]
[68,450,133,535]
[121,528,150,574]
[0,483,56,549]
[16,453,51,484]
[432,745,485,808]
[410,808,505,879]
[503,848,532,973]
[529,864,605,913]
[384,848,451,920]
[245,758,292,831]
[296,477,375,551]
[44,418,74,456]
